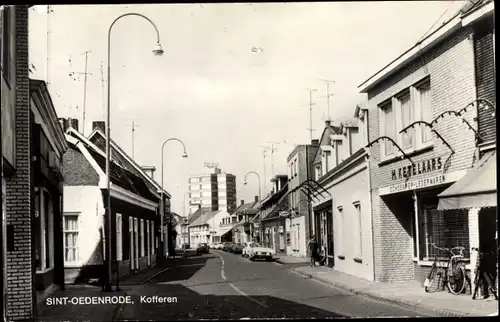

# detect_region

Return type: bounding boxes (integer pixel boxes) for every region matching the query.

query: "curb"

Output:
[112,296,126,321]
[291,268,472,318]
[140,267,171,284]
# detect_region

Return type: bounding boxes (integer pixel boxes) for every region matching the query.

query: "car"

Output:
[196,243,210,255]
[232,243,244,254]
[209,243,218,249]
[242,242,258,257]
[182,244,191,250]
[248,244,275,261]
[223,242,235,252]
[214,243,223,250]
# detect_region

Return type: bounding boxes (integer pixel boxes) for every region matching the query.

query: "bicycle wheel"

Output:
[424,265,437,292]
[448,263,466,295]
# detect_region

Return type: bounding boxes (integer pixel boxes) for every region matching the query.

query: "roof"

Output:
[262,188,291,221]
[312,124,343,165]
[188,210,219,227]
[88,128,171,198]
[459,0,489,16]
[187,208,203,224]
[261,183,289,210]
[234,201,256,214]
[437,150,496,210]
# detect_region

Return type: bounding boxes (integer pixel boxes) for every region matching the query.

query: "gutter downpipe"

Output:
[364,108,376,282]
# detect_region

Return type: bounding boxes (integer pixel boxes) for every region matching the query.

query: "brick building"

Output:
[231,197,259,245]
[358,1,494,284]
[311,107,375,280]
[285,140,319,258]
[2,5,68,321]
[61,123,159,284]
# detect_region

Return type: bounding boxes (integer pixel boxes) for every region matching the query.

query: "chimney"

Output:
[311,139,319,146]
[241,200,245,206]
[69,118,79,132]
[325,120,331,128]
[92,121,105,133]
[58,118,69,132]
[141,166,156,180]
[255,196,259,202]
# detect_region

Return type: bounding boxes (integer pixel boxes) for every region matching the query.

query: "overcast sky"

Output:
[29,2,466,215]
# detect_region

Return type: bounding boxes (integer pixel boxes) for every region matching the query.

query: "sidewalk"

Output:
[290,265,498,317]
[275,254,310,267]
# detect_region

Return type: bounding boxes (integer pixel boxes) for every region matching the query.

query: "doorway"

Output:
[478,207,497,276]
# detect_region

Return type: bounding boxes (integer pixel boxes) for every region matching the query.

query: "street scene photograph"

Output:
[0,1,497,321]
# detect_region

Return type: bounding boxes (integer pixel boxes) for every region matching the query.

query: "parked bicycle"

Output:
[471,247,498,300]
[424,243,466,295]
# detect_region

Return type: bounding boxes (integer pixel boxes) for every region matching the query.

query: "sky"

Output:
[28,1,467,215]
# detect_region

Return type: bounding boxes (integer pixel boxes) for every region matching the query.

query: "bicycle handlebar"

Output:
[430,243,465,255]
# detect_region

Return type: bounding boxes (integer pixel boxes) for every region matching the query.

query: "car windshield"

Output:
[251,243,261,247]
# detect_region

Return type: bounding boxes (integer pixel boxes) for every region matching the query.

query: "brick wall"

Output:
[473,18,496,143]
[366,27,477,283]
[62,146,100,186]
[5,5,34,320]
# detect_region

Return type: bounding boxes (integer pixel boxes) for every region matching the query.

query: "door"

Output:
[134,218,139,271]
[326,209,334,267]
[129,217,134,271]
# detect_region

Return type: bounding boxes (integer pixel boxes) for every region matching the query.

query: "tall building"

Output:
[188,167,237,215]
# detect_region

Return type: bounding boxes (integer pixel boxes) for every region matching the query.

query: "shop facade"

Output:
[359,10,481,283]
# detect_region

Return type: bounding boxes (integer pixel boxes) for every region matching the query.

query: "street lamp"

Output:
[160,138,188,262]
[105,12,163,292]
[243,171,261,201]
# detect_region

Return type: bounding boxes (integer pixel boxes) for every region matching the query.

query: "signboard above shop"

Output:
[391,157,443,181]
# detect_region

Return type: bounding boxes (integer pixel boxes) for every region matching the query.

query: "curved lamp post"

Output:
[160,138,188,261]
[105,13,163,292]
[243,171,261,201]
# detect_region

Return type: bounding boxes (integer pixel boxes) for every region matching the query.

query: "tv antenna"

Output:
[302,88,317,141]
[204,162,219,169]
[266,141,279,177]
[46,5,54,87]
[121,121,140,160]
[260,146,270,193]
[69,52,93,133]
[99,61,106,120]
[318,78,335,121]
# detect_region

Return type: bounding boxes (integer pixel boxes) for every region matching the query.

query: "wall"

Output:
[367,27,477,282]
[287,216,306,257]
[4,6,34,321]
[327,158,373,281]
[63,186,105,283]
[62,146,100,186]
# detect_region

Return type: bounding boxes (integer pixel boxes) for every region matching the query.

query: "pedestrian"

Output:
[307,236,318,267]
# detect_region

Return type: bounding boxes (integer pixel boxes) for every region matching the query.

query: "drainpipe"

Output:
[365,109,376,282]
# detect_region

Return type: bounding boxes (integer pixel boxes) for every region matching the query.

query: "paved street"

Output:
[114,251,434,320]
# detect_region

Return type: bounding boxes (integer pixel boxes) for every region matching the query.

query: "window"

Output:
[418,200,469,261]
[35,190,54,271]
[1,6,13,84]
[419,82,432,143]
[380,100,395,156]
[189,177,200,183]
[294,159,298,176]
[337,206,344,255]
[64,212,79,264]
[399,92,414,149]
[353,203,362,259]
[291,162,294,177]
[315,165,322,180]
[116,214,123,261]
[140,219,145,257]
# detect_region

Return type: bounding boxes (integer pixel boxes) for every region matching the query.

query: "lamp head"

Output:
[153,42,164,56]
[182,152,188,158]
[243,181,248,185]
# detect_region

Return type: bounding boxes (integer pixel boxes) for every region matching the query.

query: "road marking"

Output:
[217,253,227,280]
[228,283,269,308]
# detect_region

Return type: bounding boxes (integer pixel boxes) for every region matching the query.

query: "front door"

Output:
[326,209,334,267]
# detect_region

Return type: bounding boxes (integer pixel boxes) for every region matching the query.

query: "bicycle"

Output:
[471,247,498,300]
[424,243,466,295]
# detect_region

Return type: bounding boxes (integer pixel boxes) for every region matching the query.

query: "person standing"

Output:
[307,236,318,267]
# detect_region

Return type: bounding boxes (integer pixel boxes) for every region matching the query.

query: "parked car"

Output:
[182,244,191,250]
[232,243,244,254]
[242,242,258,257]
[248,244,275,261]
[196,243,210,255]
[213,243,223,250]
[223,242,235,252]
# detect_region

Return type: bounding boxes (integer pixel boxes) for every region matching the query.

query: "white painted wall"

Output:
[329,163,374,281]
[286,216,307,257]
[63,185,105,268]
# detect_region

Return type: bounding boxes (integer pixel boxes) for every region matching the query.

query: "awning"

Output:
[437,151,496,210]
[217,226,233,237]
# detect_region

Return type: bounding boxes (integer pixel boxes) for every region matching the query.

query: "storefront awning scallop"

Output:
[437,151,496,210]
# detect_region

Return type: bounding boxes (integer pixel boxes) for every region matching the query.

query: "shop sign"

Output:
[388,174,445,194]
[253,222,260,228]
[391,157,442,181]
[278,226,284,233]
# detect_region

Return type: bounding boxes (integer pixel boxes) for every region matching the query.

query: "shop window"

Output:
[116,214,123,261]
[35,189,54,271]
[63,212,79,264]
[418,205,470,261]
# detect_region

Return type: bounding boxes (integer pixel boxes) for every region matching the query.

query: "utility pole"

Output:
[260,146,270,194]
[131,121,136,160]
[100,62,106,120]
[46,5,53,87]
[303,88,317,141]
[266,141,279,178]
[318,78,336,121]
[81,50,91,135]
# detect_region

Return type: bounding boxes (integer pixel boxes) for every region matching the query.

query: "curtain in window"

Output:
[420,84,432,143]
[383,104,395,155]
[64,215,79,262]
[400,94,413,149]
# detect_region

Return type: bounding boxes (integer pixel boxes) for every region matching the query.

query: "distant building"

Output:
[188,166,237,214]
